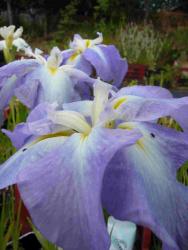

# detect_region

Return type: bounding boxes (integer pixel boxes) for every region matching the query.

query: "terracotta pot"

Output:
[3,107,10,120]
[141,227,152,250]
[126,64,148,81]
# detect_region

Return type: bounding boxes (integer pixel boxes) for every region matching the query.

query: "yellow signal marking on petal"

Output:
[69,51,80,62]
[80,133,88,142]
[136,139,146,153]
[35,130,74,143]
[118,124,133,130]
[113,97,127,110]
[85,39,91,47]
[48,66,58,75]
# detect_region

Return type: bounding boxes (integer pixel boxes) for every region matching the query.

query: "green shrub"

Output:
[118,24,170,69]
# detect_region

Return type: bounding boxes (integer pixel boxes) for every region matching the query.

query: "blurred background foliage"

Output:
[0,0,186,37]
[0,0,188,68]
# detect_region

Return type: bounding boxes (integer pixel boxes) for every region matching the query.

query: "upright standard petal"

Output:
[16,127,141,250]
[102,122,188,250]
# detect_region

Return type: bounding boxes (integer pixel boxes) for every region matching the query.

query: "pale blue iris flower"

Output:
[0,79,188,250]
[0,46,94,117]
[63,33,128,87]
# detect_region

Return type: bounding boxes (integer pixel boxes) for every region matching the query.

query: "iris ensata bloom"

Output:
[63,32,127,87]
[0,25,29,52]
[1,80,188,250]
[0,47,94,117]
[115,85,188,132]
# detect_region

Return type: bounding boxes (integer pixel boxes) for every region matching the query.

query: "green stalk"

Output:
[12,194,22,250]
[28,219,59,250]
[0,191,14,250]
[3,48,15,63]
[8,98,16,130]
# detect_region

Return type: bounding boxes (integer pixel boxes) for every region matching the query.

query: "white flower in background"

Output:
[0,25,29,51]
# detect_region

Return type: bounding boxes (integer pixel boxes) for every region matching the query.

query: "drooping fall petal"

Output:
[102,122,188,250]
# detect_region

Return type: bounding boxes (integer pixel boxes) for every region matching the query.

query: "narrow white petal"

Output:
[13,38,29,51]
[34,48,43,55]
[13,27,23,39]
[47,47,63,69]
[91,32,103,46]
[92,78,112,125]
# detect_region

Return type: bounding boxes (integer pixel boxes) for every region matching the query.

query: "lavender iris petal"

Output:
[102,122,188,250]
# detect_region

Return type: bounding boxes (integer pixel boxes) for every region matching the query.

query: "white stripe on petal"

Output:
[47,47,63,69]
[92,79,112,125]
[49,110,91,134]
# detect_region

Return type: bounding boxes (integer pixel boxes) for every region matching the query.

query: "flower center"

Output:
[47,66,58,75]
[69,39,91,62]
[46,47,63,75]
[69,33,103,62]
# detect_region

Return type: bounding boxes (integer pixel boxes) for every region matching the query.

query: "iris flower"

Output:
[114,85,188,133]
[0,47,94,116]
[0,25,29,63]
[0,25,29,52]
[1,80,188,250]
[63,33,127,87]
